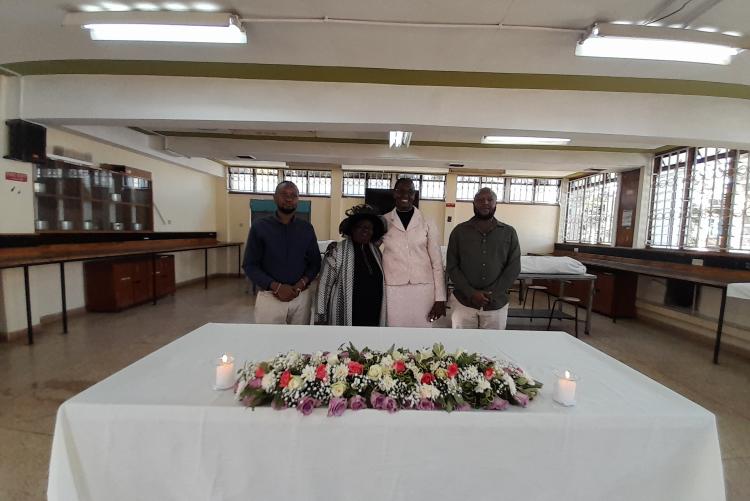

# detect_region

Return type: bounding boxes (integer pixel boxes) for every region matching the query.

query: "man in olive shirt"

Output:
[446,187,521,329]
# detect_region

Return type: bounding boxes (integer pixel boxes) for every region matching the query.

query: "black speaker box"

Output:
[4,119,46,163]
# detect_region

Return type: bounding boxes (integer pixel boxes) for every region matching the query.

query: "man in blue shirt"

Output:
[243,181,322,324]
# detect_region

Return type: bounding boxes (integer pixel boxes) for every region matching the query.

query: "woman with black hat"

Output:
[315,205,387,326]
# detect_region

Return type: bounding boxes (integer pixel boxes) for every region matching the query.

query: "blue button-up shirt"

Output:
[243,214,321,290]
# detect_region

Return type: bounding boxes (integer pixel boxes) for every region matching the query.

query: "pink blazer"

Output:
[381,208,447,301]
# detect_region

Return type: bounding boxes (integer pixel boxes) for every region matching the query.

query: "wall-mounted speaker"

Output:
[4,119,46,163]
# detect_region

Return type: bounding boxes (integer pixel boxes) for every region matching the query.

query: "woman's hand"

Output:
[428,301,447,322]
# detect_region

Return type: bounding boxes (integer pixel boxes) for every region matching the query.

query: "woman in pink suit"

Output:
[381,177,446,327]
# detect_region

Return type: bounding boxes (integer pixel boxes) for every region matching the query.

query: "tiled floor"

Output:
[1,277,748,500]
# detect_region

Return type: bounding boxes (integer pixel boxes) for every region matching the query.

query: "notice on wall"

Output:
[622,209,633,228]
[5,172,28,182]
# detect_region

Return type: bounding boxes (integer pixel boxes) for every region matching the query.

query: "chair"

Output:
[547,296,581,337]
[523,284,550,322]
[507,278,524,305]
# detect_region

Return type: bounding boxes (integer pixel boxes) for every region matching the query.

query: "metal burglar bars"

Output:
[564,173,619,244]
[648,148,688,248]
[647,147,750,251]
[730,151,750,251]
[509,178,534,202]
[457,176,559,204]
[342,171,447,200]
[227,167,332,196]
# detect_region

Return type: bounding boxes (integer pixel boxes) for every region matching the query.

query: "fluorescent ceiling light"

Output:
[133,3,160,11]
[99,2,131,11]
[65,11,247,43]
[481,136,571,146]
[389,131,412,148]
[576,23,749,65]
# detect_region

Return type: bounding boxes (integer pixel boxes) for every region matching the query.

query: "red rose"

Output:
[315,364,328,381]
[348,361,364,375]
[254,367,265,379]
[421,373,435,385]
[447,363,459,379]
[484,367,495,380]
[279,370,292,388]
[393,360,406,374]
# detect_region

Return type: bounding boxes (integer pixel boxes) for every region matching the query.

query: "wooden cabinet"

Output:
[536,268,637,320]
[84,255,174,312]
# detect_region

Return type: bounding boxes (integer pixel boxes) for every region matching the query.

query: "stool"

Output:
[523,285,550,322]
[547,296,581,337]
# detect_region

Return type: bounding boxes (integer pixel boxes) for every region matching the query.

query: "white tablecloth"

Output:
[48,324,725,501]
[727,282,750,300]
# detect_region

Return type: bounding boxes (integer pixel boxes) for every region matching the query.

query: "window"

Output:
[456,176,481,201]
[648,149,688,248]
[342,171,446,200]
[254,168,279,194]
[730,151,750,251]
[227,167,331,196]
[509,178,534,202]
[535,179,561,204]
[648,147,750,251]
[342,172,366,196]
[564,173,619,244]
[456,176,558,204]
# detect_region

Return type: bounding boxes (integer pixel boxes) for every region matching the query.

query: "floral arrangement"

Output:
[234,343,542,416]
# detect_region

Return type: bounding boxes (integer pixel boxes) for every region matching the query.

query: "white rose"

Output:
[367,364,383,380]
[379,374,396,392]
[287,375,302,391]
[392,350,405,361]
[420,384,438,400]
[331,381,347,397]
[380,355,393,369]
[475,379,491,393]
[261,372,276,392]
[333,364,349,381]
[301,365,316,383]
[326,352,339,366]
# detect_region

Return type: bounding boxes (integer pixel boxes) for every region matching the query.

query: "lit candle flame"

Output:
[564,370,570,379]
[221,354,228,364]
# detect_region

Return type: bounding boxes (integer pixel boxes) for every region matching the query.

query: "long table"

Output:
[555,251,750,364]
[0,239,243,344]
[48,323,725,501]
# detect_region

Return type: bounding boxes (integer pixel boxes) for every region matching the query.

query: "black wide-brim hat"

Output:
[339,205,387,241]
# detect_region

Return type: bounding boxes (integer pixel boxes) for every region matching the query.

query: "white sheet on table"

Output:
[49,324,724,501]
[727,282,750,300]
[521,255,586,274]
[440,248,586,275]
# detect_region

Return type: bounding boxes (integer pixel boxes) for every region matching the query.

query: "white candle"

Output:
[215,354,235,390]
[553,370,577,406]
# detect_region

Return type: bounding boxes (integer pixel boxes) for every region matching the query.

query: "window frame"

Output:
[341,171,447,200]
[456,176,560,205]
[563,172,619,245]
[646,147,750,252]
[227,167,332,197]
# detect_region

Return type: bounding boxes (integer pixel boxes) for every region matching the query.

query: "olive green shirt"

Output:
[446,217,521,310]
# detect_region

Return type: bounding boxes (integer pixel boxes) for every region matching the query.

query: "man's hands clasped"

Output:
[271,278,308,302]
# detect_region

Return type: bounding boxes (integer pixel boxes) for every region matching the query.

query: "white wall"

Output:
[0,104,221,336]
[455,202,559,255]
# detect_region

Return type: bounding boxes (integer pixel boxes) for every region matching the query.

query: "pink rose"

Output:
[327,397,347,417]
[349,395,367,411]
